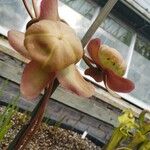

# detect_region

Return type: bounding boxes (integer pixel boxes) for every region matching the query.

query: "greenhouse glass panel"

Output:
[127,36,150,104]
[59,1,93,38]
[60,0,98,19]
[100,17,133,46]
[0,0,29,32]
[134,36,150,60]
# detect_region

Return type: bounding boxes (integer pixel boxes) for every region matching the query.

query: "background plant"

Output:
[103,109,150,150]
[0,80,20,141]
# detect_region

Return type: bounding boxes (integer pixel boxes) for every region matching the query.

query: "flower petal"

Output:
[40,0,59,20]
[85,67,103,82]
[57,65,95,97]
[8,30,30,59]
[103,79,121,98]
[104,69,135,93]
[21,61,55,100]
[87,38,101,65]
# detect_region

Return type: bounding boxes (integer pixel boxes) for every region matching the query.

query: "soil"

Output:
[0,107,101,150]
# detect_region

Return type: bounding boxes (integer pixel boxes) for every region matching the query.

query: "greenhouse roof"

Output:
[122,0,150,23]
[95,0,150,39]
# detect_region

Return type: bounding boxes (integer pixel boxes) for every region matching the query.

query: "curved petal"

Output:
[85,67,103,82]
[87,38,101,65]
[40,0,59,20]
[104,69,135,93]
[8,30,30,59]
[21,61,55,100]
[103,79,121,98]
[57,65,95,97]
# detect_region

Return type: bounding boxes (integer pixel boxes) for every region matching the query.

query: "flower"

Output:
[8,0,95,100]
[85,38,135,93]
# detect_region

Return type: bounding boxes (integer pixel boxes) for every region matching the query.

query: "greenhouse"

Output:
[0,0,150,149]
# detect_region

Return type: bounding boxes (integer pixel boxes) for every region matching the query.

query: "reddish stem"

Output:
[14,80,54,150]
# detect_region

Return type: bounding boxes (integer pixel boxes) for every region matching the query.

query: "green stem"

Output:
[126,131,146,149]
[8,79,59,150]
[103,127,125,150]
[138,140,150,150]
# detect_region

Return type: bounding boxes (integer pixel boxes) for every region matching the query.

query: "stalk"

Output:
[103,126,126,150]
[138,140,150,150]
[8,79,59,150]
[126,131,146,149]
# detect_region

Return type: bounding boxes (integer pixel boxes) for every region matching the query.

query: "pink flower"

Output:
[85,38,135,93]
[8,0,95,100]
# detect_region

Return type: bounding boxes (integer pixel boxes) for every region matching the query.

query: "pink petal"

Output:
[104,69,135,93]
[40,0,59,20]
[87,38,101,65]
[21,61,55,100]
[85,67,103,82]
[8,30,30,59]
[57,65,95,97]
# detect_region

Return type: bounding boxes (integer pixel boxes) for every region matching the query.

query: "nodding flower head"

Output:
[8,0,95,100]
[85,38,135,93]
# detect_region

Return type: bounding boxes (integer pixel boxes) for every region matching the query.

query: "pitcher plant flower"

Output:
[8,0,95,100]
[84,38,135,93]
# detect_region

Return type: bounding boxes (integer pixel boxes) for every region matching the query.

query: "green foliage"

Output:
[103,109,150,150]
[0,80,20,141]
[0,79,8,97]
[54,116,66,129]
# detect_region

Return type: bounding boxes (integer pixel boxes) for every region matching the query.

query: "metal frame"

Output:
[81,0,119,47]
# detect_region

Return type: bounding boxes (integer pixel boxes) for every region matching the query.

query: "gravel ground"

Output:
[0,107,101,150]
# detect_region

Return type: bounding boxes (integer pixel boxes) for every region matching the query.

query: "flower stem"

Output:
[126,131,146,149]
[82,55,94,68]
[138,140,150,150]
[103,127,125,150]
[8,79,59,150]
[22,0,35,19]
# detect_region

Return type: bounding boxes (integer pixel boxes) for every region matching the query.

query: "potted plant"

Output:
[0,0,135,149]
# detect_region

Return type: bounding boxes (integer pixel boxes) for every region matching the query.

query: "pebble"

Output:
[0,107,101,150]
